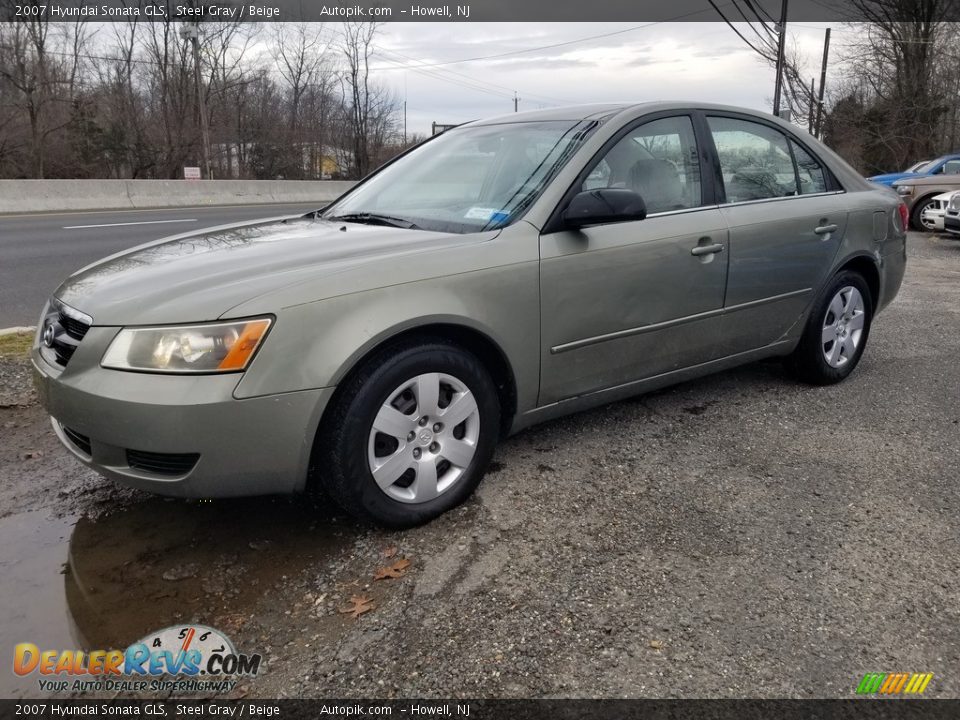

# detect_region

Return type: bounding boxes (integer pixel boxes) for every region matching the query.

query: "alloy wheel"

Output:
[367,372,480,503]
[821,286,866,368]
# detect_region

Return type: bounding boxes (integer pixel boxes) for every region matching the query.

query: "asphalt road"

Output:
[0,203,322,328]
[0,232,958,699]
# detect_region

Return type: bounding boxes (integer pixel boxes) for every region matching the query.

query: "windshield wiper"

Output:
[327,213,420,230]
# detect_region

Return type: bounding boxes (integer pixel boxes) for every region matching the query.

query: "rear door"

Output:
[703,114,849,355]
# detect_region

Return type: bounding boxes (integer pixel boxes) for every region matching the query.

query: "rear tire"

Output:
[786,271,873,385]
[316,339,500,528]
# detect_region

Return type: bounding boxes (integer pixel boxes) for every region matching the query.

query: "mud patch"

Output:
[1,496,362,698]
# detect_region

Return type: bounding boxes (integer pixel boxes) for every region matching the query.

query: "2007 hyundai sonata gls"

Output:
[33,102,907,527]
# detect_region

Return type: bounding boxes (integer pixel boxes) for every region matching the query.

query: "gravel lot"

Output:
[1,231,958,699]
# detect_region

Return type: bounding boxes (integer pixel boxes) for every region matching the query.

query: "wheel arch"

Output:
[834,253,881,310]
[325,319,518,437]
[305,319,519,495]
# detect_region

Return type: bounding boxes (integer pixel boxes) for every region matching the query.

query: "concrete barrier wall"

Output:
[0,179,358,214]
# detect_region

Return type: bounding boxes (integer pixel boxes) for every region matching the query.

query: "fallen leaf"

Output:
[382,545,398,559]
[219,613,248,634]
[374,557,412,581]
[161,563,199,581]
[339,595,375,619]
[649,639,664,650]
[21,450,42,460]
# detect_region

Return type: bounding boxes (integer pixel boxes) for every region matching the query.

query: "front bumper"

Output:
[32,331,333,498]
[945,213,960,236]
[921,208,945,231]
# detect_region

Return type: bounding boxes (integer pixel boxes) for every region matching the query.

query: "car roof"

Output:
[468,103,633,124]
[468,101,803,127]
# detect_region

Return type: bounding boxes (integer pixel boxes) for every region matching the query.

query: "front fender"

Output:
[233,262,542,419]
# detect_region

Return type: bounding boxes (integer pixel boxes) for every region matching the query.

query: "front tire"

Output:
[317,340,500,528]
[786,271,873,385]
[911,195,939,231]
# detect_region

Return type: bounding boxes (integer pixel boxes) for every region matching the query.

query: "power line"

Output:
[373,45,572,107]
[372,51,513,101]
[707,0,770,57]
[730,0,777,49]
[744,0,776,23]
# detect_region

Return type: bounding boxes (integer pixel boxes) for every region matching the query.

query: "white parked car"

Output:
[944,192,960,237]
[919,190,958,232]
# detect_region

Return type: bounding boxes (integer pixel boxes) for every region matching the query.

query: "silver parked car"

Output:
[33,103,907,527]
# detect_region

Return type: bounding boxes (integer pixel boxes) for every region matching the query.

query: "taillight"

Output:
[896,202,909,232]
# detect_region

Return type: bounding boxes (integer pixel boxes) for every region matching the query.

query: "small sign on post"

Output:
[431,122,458,136]
[183,166,201,180]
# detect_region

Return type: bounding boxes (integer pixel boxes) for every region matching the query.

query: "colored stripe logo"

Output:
[856,673,933,695]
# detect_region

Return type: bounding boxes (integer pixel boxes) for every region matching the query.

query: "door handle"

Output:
[814,223,838,235]
[690,243,724,256]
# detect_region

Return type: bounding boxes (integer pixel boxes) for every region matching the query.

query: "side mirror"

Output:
[562,188,647,230]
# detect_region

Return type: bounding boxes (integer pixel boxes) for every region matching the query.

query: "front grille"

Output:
[62,426,92,456]
[126,449,200,476]
[59,311,90,341]
[40,300,92,368]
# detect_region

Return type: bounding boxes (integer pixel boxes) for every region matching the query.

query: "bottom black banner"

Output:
[3,700,960,720]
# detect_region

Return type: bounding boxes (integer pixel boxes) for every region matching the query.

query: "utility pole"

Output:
[181,17,212,179]
[772,0,788,117]
[808,78,815,133]
[814,27,831,139]
[513,91,520,113]
[403,100,407,145]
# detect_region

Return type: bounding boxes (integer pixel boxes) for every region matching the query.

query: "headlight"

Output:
[101,318,272,373]
[896,185,914,196]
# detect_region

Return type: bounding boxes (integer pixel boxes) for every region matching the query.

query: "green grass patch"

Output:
[0,331,33,359]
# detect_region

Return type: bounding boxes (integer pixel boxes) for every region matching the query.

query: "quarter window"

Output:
[790,140,828,194]
[581,116,703,214]
[708,116,799,202]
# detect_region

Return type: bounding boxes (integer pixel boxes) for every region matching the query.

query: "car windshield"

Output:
[916,158,942,174]
[323,120,598,234]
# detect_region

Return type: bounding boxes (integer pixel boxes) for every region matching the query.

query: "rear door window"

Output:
[707,116,799,202]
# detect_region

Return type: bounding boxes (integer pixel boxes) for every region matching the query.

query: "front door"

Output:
[538,115,729,406]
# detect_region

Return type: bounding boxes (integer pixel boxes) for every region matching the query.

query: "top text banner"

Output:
[2,0,954,23]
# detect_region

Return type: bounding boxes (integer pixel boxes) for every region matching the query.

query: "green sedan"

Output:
[33,102,907,527]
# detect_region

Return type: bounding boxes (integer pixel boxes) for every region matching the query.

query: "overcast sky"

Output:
[372,22,846,136]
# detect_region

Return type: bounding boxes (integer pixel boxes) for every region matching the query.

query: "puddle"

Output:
[0,511,77,697]
[0,497,359,698]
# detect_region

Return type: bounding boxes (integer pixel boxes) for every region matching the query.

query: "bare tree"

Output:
[826,0,957,173]
[340,21,379,178]
[0,16,400,180]
[0,11,88,177]
[271,23,335,178]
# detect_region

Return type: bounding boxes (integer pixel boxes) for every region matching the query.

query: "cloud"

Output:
[376,21,842,134]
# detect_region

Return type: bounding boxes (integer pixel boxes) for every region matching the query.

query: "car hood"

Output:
[55,215,483,325]
[894,174,960,188]
[868,171,923,185]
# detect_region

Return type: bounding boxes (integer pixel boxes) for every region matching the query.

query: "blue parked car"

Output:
[869,154,960,186]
